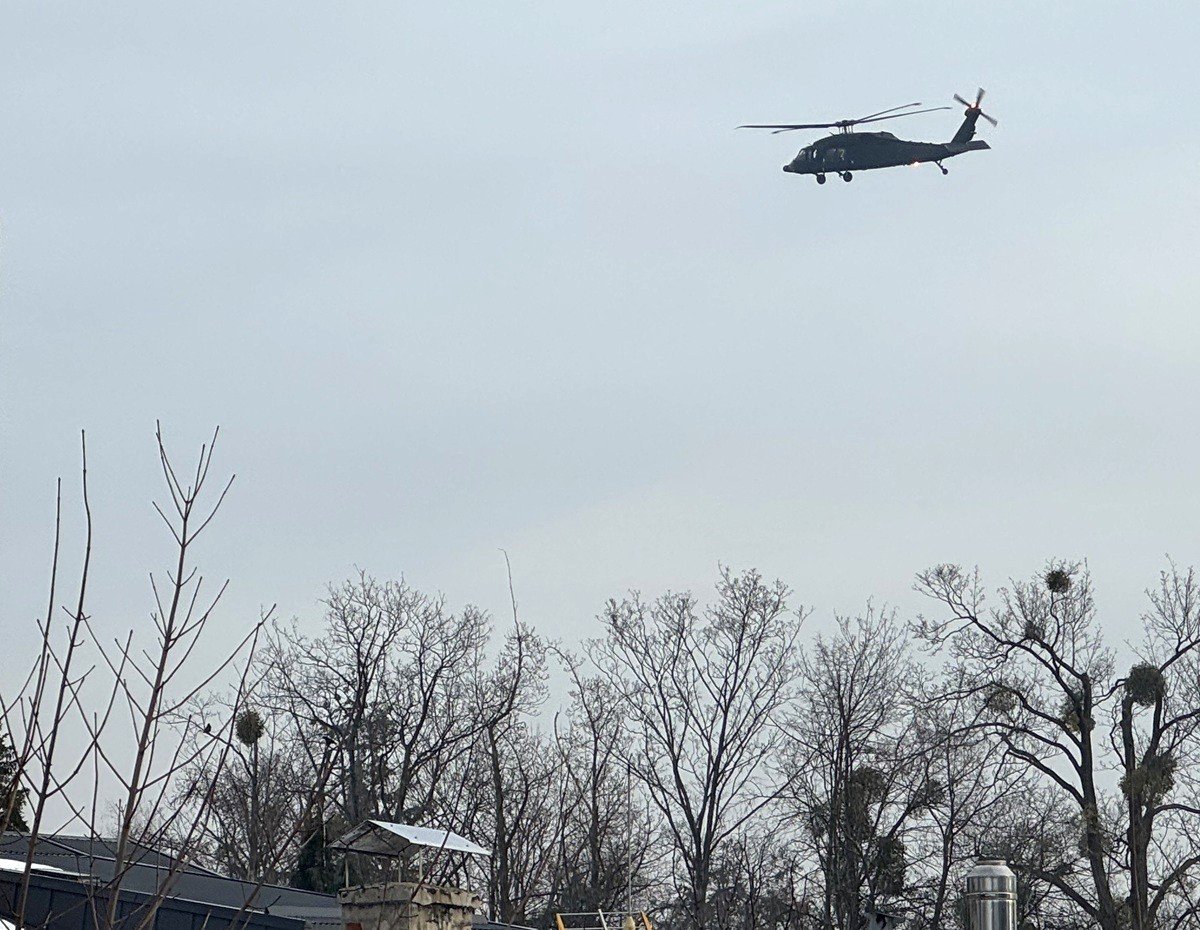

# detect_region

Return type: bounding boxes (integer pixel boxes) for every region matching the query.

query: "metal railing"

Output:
[555,911,654,930]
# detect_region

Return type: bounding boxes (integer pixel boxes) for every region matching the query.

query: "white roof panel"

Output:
[331,821,490,858]
[0,858,72,875]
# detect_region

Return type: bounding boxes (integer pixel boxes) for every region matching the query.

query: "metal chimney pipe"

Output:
[965,858,1016,930]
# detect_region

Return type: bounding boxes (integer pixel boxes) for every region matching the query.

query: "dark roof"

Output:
[0,863,305,930]
[2,833,228,877]
[1,833,336,918]
[3,834,537,930]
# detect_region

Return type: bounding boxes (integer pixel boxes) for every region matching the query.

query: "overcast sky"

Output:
[4,2,1200,675]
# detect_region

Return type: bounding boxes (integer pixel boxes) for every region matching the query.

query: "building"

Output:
[1,834,533,930]
[2,832,338,930]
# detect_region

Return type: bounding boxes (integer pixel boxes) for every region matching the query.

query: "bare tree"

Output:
[546,655,658,918]
[906,674,1012,930]
[708,830,814,930]
[982,786,1089,930]
[264,573,410,833]
[438,606,553,924]
[259,560,546,900]
[172,696,317,883]
[471,720,559,923]
[1,426,274,930]
[782,609,936,930]
[269,575,519,831]
[598,568,803,930]
[915,560,1200,930]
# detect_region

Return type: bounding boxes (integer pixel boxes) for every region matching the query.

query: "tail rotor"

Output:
[954,87,998,127]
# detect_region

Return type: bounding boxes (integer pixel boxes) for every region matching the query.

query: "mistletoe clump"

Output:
[1125,663,1166,706]
[1120,752,1177,803]
[1060,691,1092,734]
[850,766,887,803]
[236,709,265,746]
[912,778,946,811]
[871,834,907,895]
[806,801,830,839]
[1045,568,1072,594]
[1075,805,1111,860]
[984,684,1018,714]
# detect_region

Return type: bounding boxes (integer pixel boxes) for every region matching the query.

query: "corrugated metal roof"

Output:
[0,867,307,930]
[0,857,74,875]
[0,833,336,915]
[2,832,526,930]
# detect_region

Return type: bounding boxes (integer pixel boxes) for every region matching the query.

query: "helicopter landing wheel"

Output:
[816,173,826,185]
[841,172,853,182]
[936,162,948,175]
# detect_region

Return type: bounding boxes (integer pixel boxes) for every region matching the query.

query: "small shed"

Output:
[330,823,489,860]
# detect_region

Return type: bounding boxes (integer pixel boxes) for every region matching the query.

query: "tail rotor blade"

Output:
[980,111,998,127]
[975,87,986,106]
[954,93,971,108]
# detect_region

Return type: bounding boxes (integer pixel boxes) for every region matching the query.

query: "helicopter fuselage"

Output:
[784,130,989,179]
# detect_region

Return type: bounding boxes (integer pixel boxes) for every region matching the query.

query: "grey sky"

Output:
[4,2,1200,672]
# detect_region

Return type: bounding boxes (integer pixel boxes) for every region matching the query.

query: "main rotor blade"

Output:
[954,93,972,108]
[855,106,951,125]
[739,103,951,134]
[856,101,922,121]
[738,122,844,132]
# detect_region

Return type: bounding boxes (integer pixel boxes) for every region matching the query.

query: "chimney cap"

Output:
[965,858,1016,895]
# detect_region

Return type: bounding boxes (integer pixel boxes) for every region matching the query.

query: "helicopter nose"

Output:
[783,164,794,173]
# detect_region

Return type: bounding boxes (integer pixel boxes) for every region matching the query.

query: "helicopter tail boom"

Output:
[951,111,979,144]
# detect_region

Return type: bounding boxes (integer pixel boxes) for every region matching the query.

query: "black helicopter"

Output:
[740,88,996,183]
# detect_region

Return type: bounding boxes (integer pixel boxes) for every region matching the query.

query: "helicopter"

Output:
[740,88,996,183]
